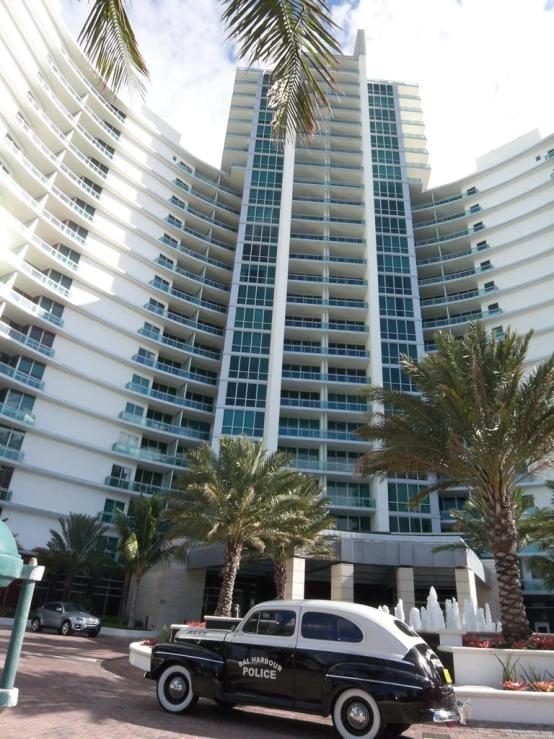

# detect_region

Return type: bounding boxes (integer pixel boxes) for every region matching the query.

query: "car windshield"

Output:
[63,603,88,613]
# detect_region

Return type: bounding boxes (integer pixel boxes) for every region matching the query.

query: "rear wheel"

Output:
[156,664,198,714]
[333,689,383,739]
[60,620,72,636]
[31,617,42,633]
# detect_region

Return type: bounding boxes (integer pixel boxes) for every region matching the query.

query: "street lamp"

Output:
[0,519,44,711]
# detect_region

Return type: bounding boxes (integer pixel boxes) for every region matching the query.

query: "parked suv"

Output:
[31,602,101,637]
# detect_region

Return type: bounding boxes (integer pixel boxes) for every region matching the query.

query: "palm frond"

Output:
[221,0,342,141]
[78,0,149,97]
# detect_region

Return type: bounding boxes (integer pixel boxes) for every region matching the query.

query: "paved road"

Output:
[1,628,553,738]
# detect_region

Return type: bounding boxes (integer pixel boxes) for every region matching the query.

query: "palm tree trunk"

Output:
[493,547,531,643]
[215,542,242,617]
[127,573,142,629]
[273,556,287,600]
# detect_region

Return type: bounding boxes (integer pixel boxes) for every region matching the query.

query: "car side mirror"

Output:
[56,607,63,612]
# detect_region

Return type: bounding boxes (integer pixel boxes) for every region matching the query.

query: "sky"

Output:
[59,0,554,187]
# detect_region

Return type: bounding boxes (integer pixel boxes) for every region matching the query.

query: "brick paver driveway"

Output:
[1,628,553,738]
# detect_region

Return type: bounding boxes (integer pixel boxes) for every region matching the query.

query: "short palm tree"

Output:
[259,477,335,599]
[76,1,342,140]
[115,495,176,628]
[34,513,110,598]
[168,436,312,617]
[356,322,554,644]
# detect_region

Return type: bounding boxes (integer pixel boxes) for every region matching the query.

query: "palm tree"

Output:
[356,322,554,644]
[76,1,342,140]
[114,495,176,629]
[433,489,553,556]
[34,513,110,598]
[168,435,311,617]
[259,477,335,599]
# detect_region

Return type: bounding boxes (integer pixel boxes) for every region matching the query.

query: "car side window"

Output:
[301,612,363,643]
[242,610,296,637]
[43,603,56,611]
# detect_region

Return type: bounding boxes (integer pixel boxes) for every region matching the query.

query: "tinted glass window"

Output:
[242,609,296,637]
[301,612,363,643]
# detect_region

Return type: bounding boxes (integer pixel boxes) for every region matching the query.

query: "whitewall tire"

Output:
[333,688,383,739]
[156,664,198,714]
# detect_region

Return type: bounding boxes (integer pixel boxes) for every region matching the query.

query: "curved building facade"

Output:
[0,0,552,626]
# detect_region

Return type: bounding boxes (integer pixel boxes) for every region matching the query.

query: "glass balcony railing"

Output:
[422,307,502,329]
[168,196,238,233]
[289,253,366,265]
[287,297,367,309]
[0,360,45,390]
[164,216,235,252]
[545,150,554,161]
[280,398,368,412]
[150,277,227,315]
[173,179,240,216]
[19,261,72,297]
[0,445,24,462]
[118,411,210,440]
[417,243,490,266]
[416,225,485,248]
[281,370,370,385]
[0,403,35,425]
[104,476,175,496]
[153,256,229,292]
[291,214,365,225]
[292,196,363,206]
[412,190,480,212]
[414,206,482,229]
[327,495,375,508]
[293,179,364,189]
[144,303,223,337]
[4,289,64,328]
[112,442,189,467]
[285,320,368,333]
[290,233,365,245]
[0,488,13,502]
[283,345,369,358]
[0,321,55,357]
[288,274,367,286]
[158,235,232,272]
[278,428,361,441]
[126,382,213,413]
[420,286,497,307]
[132,354,218,386]
[138,327,221,361]
[418,265,492,286]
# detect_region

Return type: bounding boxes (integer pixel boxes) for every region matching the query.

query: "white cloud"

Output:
[59,0,554,186]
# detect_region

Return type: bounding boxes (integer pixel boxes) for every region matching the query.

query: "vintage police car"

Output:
[146,600,465,738]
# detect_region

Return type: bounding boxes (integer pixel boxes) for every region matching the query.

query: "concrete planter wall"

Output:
[455,686,554,724]
[439,645,554,688]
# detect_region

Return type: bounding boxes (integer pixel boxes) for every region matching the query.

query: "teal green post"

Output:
[0,577,37,690]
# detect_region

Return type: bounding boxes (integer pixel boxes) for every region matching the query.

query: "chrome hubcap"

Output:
[168,677,186,700]
[347,702,370,729]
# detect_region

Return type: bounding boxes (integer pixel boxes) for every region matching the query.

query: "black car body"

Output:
[146,600,465,738]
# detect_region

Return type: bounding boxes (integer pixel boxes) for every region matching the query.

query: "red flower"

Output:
[502,681,527,691]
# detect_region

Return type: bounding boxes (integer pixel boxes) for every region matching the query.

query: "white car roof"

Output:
[249,599,423,657]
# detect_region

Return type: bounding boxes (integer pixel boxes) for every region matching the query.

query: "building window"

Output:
[222,410,264,437]
[232,331,271,354]
[226,382,267,408]
[389,516,432,534]
[382,367,417,391]
[388,482,431,513]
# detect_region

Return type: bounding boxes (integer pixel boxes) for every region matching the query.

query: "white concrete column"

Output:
[396,566,416,614]
[455,567,478,617]
[285,557,305,600]
[331,562,354,602]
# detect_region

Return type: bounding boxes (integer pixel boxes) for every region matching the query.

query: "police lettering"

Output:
[242,665,277,680]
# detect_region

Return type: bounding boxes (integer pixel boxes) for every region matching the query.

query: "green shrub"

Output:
[0,606,16,618]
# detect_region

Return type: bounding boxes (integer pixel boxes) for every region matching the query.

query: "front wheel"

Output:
[31,617,42,633]
[60,620,72,636]
[156,664,198,714]
[333,689,383,739]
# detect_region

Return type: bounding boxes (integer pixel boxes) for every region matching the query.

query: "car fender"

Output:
[321,658,431,716]
[151,643,225,699]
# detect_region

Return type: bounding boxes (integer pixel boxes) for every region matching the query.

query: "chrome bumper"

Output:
[422,700,471,725]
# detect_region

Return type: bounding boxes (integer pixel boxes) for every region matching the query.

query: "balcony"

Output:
[0,445,24,462]
[118,411,210,440]
[173,180,240,216]
[285,320,368,333]
[0,403,35,426]
[0,360,44,390]
[420,286,497,308]
[414,206,482,230]
[289,254,366,265]
[283,344,369,358]
[281,370,370,385]
[415,224,485,248]
[417,243,490,267]
[112,442,189,467]
[104,475,174,496]
[280,399,368,412]
[278,428,361,441]
[158,236,232,272]
[418,265,492,286]
[422,307,502,330]
[168,197,237,233]
[144,303,224,337]
[287,297,367,309]
[290,233,365,245]
[154,255,229,292]
[288,274,367,286]
[138,327,221,361]
[19,261,72,297]
[150,277,227,314]
[0,321,55,358]
[5,289,64,328]
[0,488,12,501]
[132,354,218,386]
[126,382,213,413]
[327,495,375,509]
[287,459,352,473]
[164,216,234,253]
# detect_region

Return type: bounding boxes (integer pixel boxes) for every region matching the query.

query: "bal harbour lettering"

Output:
[239,656,283,680]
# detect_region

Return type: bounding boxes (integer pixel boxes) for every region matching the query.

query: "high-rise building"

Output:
[0,0,553,627]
